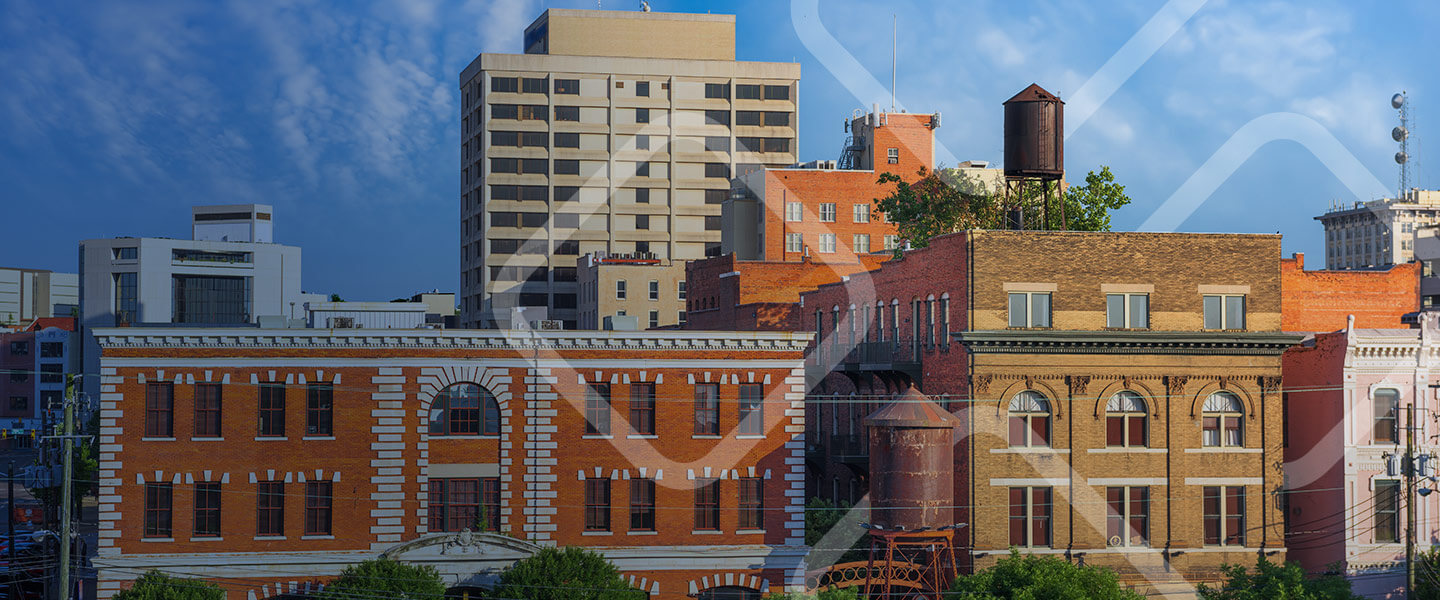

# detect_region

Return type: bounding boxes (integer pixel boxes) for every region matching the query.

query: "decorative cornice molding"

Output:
[92,328,814,353]
[957,330,1303,356]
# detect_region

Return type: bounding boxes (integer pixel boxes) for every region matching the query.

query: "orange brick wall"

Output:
[684,254,888,331]
[1280,252,1419,332]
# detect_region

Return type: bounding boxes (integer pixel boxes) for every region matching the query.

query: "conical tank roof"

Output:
[863,387,962,429]
[1004,83,1063,104]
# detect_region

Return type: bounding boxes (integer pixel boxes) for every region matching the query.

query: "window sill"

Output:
[692,435,722,440]
[431,435,501,440]
[582,434,614,440]
[188,537,223,542]
[254,436,288,441]
[735,434,765,440]
[254,536,287,541]
[302,436,336,441]
[581,531,613,536]
[626,434,658,439]
[1185,447,1261,454]
[736,529,766,535]
[140,537,174,542]
[141,437,176,442]
[691,530,723,535]
[626,530,658,536]
[990,448,1069,454]
[1088,448,1167,454]
[301,535,335,540]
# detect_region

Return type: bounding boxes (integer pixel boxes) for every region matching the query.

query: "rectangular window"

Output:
[887,147,900,164]
[307,383,333,436]
[704,109,731,126]
[1008,292,1052,328]
[554,160,579,175]
[853,203,870,223]
[258,383,285,437]
[635,214,650,230]
[678,280,687,300]
[1203,294,1246,330]
[704,83,729,99]
[616,280,627,300]
[553,79,578,95]
[884,235,900,251]
[521,77,547,94]
[705,216,722,231]
[518,105,547,121]
[427,478,499,532]
[553,105,579,122]
[647,280,659,301]
[635,108,650,123]
[114,272,138,324]
[630,383,656,435]
[735,84,760,99]
[257,481,284,536]
[635,161,650,177]
[763,138,790,153]
[635,188,650,204]
[704,136,730,152]
[695,479,720,530]
[8,396,26,411]
[39,342,62,358]
[584,478,611,531]
[114,247,138,260]
[194,384,221,438]
[554,240,580,255]
[1105,293,1149,329]
[38,364,62,384]
[1203,486,1246,546]
[648,310,659,328]
[694,383,720,435]
[630,478,656,531]
[739,478,764,530]
[491,77,518,93]
[763,85,790,100]
[785,233,803,253]
[705,163,730,179]
[635,81,650,97]
[194,482,221,538]
[8,341,27,355]
[634,134,650,151]
[490,104,518,120]
[145,383,174,438]
[305,481,333,536]
[853,234,871,254]
[705,189,728,205]
[1106,487,1149,547]
[1008,487,1052,547]
[819,203,836,222]
[785,202,802,222]
[554,132,578,148]
[764,111,790,126]
[144,482,173,538]
[818,233,836,254]
[734,111,760,126]
[585,384,611,436]
[739,384,764,435]
[1374,388,1400,444]
[1375,479,1401,543]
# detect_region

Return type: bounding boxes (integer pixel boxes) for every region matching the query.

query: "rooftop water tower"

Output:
[1002,84,1065,229]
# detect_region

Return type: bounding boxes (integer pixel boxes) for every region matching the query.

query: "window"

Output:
[705,189,728,204]
[704,83,729,99]
[1106,487,1149,547]
[1105,391,1147,447]
[1375,479,1401,543]
[585,384,611,435]
[1007,391,1050,448]
[818,203,836,222]
[305,481,332,536]
[194,384,222,438]
[635,188,650,204]
[764,111,790,126]
[114,272,138,324]
[785,233,803,253]
[429,383,501,436]
[630,383,656,435]
[521,77,547,94]
[704,109,731,126]
[739,478,763,529]
[554,240,580,255]
[695,479,720,530]
[145,383,174,438]
[648,280,660,301]
[584,478,611,531]
[695,384,720,435]
[490,104,518,119]
[1106,293,1149,329]
[39,364,61,384]
[144,483,173,538]
[257,481,284,536]
[194,482,221,538]
[763,85,790,100]
[818,234,836,254]
[553,105,579,122]
[428,478,499,532]
[853,234,870,254]
[630,478,656,531]
[258,383,285,437]
[616,280,627,300]
[705,163,730,178]
[785,202,802,222]
[1203,486,1245,546]
[632,161,651,177]
[1202,392,1244,447]
[553,79,578,94]
[735,84,760,99]
[648,310,659,328]
[635,108,650,124]
[1203,294,1246,330]
[307,383,333,436]
[8,396,26,411]
[705,136,730,152]
[884,235,900,251]
[634,134,650,150]
[678,280,687,300]
[554,159,579,175]
[114,247,138,260]
[739,384,763,435]
[1008,292,1051,328]
[852,203,870,223]
[735,136,762,152]
[1008,487,1051,547]
[491,77,518,92]
[554,132,578,148]
[1373,388,1399,444]
[635,214,650,230]
[517,105,547,121]
[554,186,579,202]
[705,216,722,231]
[635,81,649,97]
[887,147,899,164]
[8,341,27,355]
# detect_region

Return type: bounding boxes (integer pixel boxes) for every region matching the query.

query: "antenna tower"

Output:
[1394,92,1411,199]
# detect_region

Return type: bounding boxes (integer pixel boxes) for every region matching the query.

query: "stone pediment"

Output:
[382,530,544,561]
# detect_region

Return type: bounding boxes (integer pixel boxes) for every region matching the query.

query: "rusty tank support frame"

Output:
[865,528,960,600]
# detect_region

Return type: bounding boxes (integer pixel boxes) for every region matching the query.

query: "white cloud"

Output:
[976,29,1025,68]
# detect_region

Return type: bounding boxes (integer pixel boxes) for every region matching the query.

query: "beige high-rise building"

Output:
[459,8,801,329]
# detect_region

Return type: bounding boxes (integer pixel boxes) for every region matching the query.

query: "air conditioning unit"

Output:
[531,320,564,331]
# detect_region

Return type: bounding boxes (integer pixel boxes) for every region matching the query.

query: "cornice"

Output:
[92,327,814,352]
[957,330,1303,356]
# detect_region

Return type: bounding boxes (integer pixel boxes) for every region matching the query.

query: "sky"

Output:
[2,0,1437,301]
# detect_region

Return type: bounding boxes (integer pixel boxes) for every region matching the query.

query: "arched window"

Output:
[1008,391,1051,448]
[430,383,500,436]
[1202,392,1243,447]
[1106,391,1148,448]
[697,586,762,600]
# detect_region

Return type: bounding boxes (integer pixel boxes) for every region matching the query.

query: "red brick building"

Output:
[94,328,812,600]
[683,254,888,332]
[1280,252,1419,332]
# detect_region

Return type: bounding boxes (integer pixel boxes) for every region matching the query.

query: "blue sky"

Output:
[2,0,1437,300]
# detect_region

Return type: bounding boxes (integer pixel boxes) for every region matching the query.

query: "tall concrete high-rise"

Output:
[1316,188,1440,269]
[459,8,801,329]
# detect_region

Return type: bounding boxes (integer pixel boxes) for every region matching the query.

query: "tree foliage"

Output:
[803,497,867,563]
[1196,556,1364,600]
[1418,547,1440,600]
[490,546,645,600]
[765,588,859,600]
[113,570,225,600]
[320,558,446,600]
[871,165,1132,253]
[945,550,1142,600]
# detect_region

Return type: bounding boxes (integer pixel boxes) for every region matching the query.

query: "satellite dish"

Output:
[1393,93,1406,109]
[1394,126,1409,142]
[1396,151,1409,164]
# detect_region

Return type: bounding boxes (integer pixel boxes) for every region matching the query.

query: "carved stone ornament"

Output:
[973,374,993,394]
[1069,375,1091,397]
[1165,375,1189,396]
[1259,375,1282,395]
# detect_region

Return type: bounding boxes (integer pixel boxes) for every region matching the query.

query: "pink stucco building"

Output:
[1284,313,1440,598]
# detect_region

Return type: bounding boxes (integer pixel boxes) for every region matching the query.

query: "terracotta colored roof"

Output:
[1004,83,1062,104]
[863,387,962,428]
[24,317,76,332]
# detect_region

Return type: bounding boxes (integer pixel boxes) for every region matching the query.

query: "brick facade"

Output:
[682,253,887,332]
[1280,252,1419,332]
[93,328,812,600]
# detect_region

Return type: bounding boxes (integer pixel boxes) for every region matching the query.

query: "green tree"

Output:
[1196,556,1364,600]
[765,588,860,600]
[328,293,345,302]
[490,546,645,600]
[946,550,1142,600]
[1419,548,1440,600]
[112,570,225,600]
[804,497,867,563]
[320,558,445,600]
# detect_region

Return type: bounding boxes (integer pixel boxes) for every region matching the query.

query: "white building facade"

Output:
[1316,189,1440,269]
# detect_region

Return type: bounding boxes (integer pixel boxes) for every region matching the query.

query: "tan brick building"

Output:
[576,252,687,329]
[93,328,812,600]
[799,230,1300,592]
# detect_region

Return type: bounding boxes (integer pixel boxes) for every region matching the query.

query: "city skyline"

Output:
[3,0,1436,301]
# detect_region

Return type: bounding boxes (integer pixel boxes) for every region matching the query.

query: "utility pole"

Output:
[55,375,75,600]
[7,461,14,563]
[1407,399,1417,600]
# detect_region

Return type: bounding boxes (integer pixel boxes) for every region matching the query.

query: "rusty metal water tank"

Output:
[864,387,961,531]
[1003,83,1065,179]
